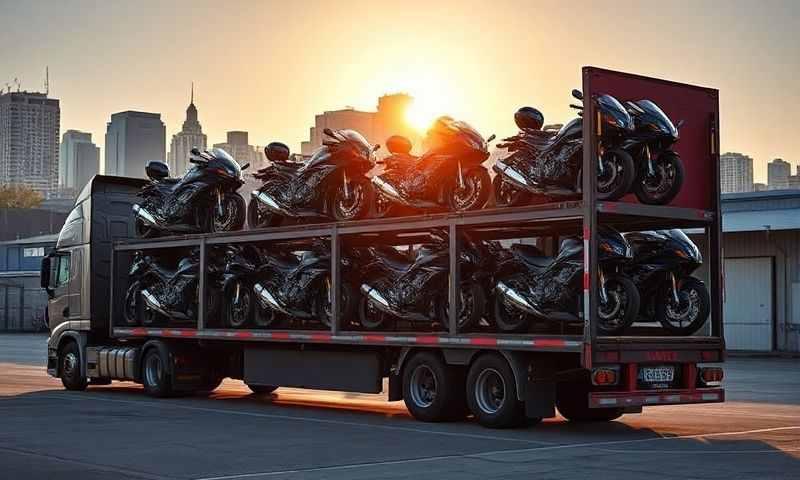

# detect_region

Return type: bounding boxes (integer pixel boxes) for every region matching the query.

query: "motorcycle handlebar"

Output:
[569,104,583,110]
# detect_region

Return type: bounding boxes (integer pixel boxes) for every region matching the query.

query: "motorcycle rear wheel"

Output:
[123,281,143,326]
[135,217,158,239]
[247,196,282,230]
[438,282,486,332]
[634,150,684,205]
[317,280,354,328]
[445,168,491,212]
[492,175,530,208]
[596,149,635,201]
[358,296,392,330]
[492,295,530,333]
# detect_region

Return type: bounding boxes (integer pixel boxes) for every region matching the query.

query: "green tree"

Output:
[0,184,44,208]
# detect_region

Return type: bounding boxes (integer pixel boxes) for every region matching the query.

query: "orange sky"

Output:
[1,0,798,181]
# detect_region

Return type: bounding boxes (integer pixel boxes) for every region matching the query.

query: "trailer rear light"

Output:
[592,367,619,386]
[698,367,723,386]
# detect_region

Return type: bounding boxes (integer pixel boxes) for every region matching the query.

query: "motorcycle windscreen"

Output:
[209,148,243,178]
[634,100,678,137]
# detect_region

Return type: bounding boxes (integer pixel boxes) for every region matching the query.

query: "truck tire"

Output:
[556,376,623,422]
[402,351,466,422]
[142,346,173,398]
[466,354,526,428]
[59,341,87,391]
[247,384,278,395]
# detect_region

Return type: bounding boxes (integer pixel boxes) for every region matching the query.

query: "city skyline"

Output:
[2,0,798,183]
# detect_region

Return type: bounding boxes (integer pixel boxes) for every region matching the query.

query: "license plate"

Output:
[638,366,675,384]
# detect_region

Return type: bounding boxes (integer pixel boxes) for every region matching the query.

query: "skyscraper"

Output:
[59,130,99,191]
[105,111,165,179]
[719,152,753,193]
[168,84,207,175]
[767,158,791,190]
[213,131,262,168]
[0,91,60,196]
[300,93,421,156]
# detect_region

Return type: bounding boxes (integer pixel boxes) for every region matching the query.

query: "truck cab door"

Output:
[48,253,72,331]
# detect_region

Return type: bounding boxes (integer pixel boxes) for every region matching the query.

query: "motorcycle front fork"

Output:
[342,171,351,200]
[457,159,465,189]
[644,144,656,177]
[216,189,224,216]
[597,145,606,176]
[598,268,609,304]
[670,272,680,304]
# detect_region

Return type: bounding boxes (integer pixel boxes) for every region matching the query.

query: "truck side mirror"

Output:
[40,256,51,290]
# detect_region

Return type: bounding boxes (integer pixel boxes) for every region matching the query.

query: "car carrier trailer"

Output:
[42,67,725,428]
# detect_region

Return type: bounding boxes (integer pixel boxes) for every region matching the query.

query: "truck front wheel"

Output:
[402,352,466,422]
[59,341,87,391]
[142,347,173,398]
[466,354,526,428]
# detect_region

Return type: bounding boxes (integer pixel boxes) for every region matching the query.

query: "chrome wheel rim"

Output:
[409,365,437,408]
[335,182,365,219]
[665,288,700,328]
[452,173,482,210]
[63,352,77,379]
[144,354,163,387]
[475,368,505,414]
[229,283,250,328]
[642,159,676,197]
[598,281,628,330]
[214,196,239,231]
[597,153,622,193]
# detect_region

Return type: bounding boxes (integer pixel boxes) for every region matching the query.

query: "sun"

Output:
[405,100,442,132]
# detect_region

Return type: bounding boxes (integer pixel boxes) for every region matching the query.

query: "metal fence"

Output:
[0,273,48,332]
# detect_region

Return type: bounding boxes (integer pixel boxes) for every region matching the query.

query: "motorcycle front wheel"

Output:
[492,294,531,333]
[225,280,253,329]
[633,150,685,205]
[247,195,283,230]
[438,282,486,332]
[655,277,710,336]
[211,193,246,232]
[492,175,530,208]
[445,167,491,212]
[597,275,639,336]
[596,149,635,202]
[330,177,373,221]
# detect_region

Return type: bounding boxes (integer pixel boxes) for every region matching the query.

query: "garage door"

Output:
[723,257,773,351]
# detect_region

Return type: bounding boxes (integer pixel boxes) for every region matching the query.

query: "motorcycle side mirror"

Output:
[241,162,250,171]
[40,255,51,290]
[190,147,201,156]
[675,119,685,129]
[571,89,583,101]
[487,134,496,143]
[372,144,381,152]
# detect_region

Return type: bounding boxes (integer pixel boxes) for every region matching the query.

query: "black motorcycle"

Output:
[624,229,709,335]
[621,100,685,205]
[251,240,354,328]
[123,248,224,326]
[133,148,248,238]
[492,227,639,335]
[492,90,635,207]
[372,117,494,217]
[354,231,488,331]
[247,129,377,229]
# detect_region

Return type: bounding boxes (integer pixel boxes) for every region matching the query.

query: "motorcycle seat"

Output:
[511,244,552,269]
[370,246,411,271]
[265,254,299,271]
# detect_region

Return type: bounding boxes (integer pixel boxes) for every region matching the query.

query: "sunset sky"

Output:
[1,0,798,181]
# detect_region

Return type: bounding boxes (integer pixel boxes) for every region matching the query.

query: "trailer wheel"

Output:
[402,352,465,422]
[247,384,278,395]
[556,376,623,422]
[466,354,525,428]
[142,347,173,398]
[59,341,87,391]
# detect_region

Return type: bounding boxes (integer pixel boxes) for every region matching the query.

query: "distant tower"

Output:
[168,83,207,174]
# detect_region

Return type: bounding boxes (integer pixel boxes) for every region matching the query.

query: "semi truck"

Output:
[41,67,725,428]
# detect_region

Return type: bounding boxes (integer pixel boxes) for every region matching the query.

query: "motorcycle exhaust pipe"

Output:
[132,204,157,226]
[371,177,412,207]
[496,282,543,317]
[493,160,530,189]
[251,190,293,217]
[361,283,431,322]
[140,289,188,319]
[253,282,287,314]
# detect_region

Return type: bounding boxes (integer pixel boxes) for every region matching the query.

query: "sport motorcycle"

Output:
[492,90,636,207]
[621,99,685,205]
[492,227,640,335]
[247,129,377,229]
[624,229,709,335]
[133,148,248,238]
[372,116,494,217]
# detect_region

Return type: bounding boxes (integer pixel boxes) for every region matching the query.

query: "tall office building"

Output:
[168,85,207,175]
[59,130,99,191]
[105,111,165,179]
[0,91,60,196]
[767,158,791,190]
[719,152,754,193]
[300,93,421,156]
[213,131,262,167]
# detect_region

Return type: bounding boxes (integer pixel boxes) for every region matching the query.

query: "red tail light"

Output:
[592,367,619,386]
[699,367,723,386]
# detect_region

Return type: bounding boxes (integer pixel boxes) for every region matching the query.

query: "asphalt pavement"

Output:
[1,334,798,479]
